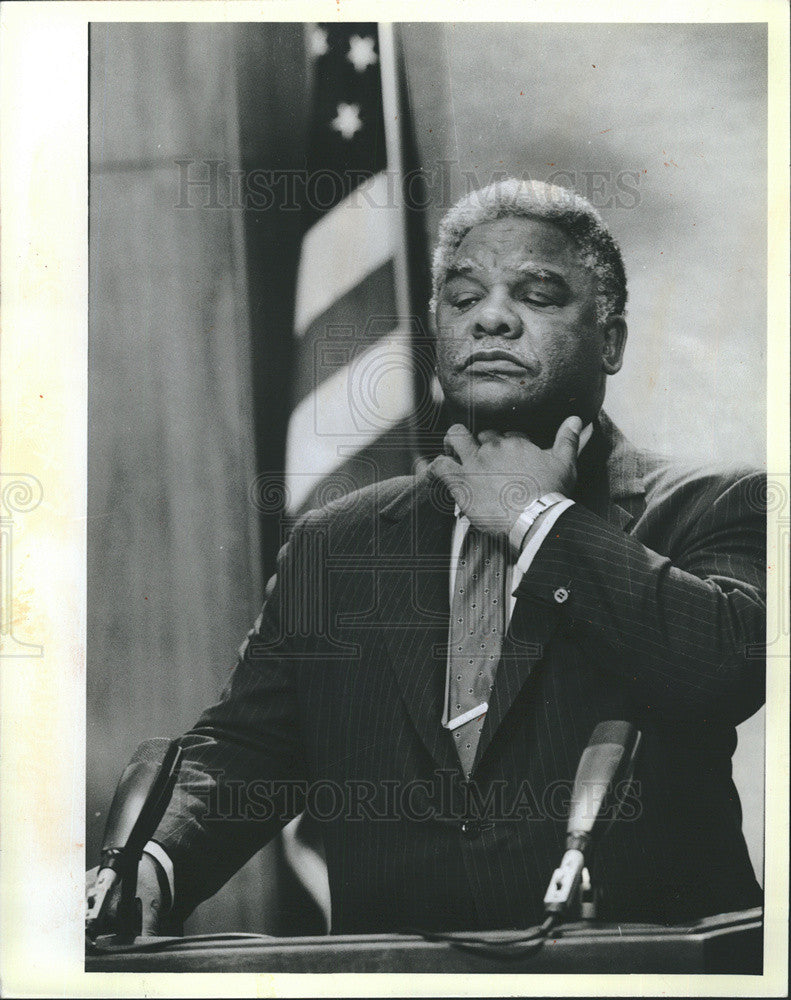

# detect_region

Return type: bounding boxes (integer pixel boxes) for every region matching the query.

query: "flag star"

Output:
[331,102,363,140]
[309,25,329,58]
[347,34,378,73]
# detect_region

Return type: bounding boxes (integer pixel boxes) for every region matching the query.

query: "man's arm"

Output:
[430,421,766,728]
[149,521,315,921]
[517,468,766,725]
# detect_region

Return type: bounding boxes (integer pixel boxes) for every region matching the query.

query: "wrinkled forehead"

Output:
[445,215,592,284]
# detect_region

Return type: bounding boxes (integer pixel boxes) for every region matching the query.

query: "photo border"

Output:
[1,1,787,996]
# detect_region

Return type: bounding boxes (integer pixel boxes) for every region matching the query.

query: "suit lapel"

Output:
[376,472,460,772]
[472,582,563,771]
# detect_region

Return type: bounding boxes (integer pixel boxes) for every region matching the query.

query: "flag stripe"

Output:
[285,327,415,513]
[293,171,398,336]
[292,260,397,406]
[289,417,417,516]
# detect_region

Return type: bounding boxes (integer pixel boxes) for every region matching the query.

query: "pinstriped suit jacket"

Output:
[154,412,765,931]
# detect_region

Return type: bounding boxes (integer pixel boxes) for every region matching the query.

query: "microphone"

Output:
[543,720,641,916]
[86,737,182,940]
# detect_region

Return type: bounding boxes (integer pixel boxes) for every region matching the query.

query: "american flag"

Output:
[284,22,430,517]
[279,22,430,934]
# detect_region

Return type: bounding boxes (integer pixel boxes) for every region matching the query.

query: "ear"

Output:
[600,315,628,375]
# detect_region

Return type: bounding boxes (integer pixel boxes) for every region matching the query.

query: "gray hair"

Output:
[430,178,627,324]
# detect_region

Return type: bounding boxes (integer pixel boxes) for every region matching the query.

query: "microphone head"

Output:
[127,736,174,766]
[566,720,641,850]
[99,738,182,868]
[587,720,638,747]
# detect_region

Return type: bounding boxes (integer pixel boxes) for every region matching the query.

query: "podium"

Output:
[86,907,762,974]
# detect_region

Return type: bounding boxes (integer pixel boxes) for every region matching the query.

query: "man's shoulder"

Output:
[294,474,418,532]
[644,455,763,509]
[602,413,764,524]
[603,418,767,535]
[639,453,765,530]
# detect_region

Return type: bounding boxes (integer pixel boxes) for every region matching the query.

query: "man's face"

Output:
[434,215,620,438]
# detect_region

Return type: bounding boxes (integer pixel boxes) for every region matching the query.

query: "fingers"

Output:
[443,424,478,463]
[86,865,99,896]
[552,415,583,463]
[85,865,119,936]
[475,429,501,445]
[137,853,171,935]
[427,456,467,506]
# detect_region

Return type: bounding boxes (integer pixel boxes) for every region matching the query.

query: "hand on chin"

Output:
[427,416,583,538]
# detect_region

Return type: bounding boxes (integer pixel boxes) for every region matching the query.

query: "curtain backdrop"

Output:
[87,23,280,933]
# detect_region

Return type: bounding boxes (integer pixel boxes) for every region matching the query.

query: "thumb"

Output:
[552,415,583,463]
[137,852,172,935]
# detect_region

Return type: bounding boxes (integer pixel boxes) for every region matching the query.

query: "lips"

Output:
[462,350,534,372]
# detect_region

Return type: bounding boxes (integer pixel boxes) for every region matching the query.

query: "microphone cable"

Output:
[400,912,559,959]
[86,931,282,955]
[87,915,561,959]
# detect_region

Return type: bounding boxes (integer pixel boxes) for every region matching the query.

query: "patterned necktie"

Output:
[446,525,508,778]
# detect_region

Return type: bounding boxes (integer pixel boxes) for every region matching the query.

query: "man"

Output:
[88,179,765,935]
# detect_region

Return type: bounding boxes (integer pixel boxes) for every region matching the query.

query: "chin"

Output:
[445,386,545,431]
[447,391,593,442]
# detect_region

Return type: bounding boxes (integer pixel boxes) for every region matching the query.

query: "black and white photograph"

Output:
[0,3,788,995]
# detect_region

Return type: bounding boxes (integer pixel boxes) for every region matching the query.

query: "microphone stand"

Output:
[115,853,143,943]
[544,721,641,923]
[86,738,182,944]
[579,866,597,920]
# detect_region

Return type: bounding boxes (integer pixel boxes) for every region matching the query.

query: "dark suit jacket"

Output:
[154,412,765,932]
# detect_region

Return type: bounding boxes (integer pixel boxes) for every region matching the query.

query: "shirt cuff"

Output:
[143,840,175,907]
[515,498,575,577]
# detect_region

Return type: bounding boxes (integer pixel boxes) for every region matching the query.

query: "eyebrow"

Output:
[443,259,570,287]
[443,259,481,282]
[513,262,569,284]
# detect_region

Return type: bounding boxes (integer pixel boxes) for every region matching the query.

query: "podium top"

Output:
[86,907,763,975]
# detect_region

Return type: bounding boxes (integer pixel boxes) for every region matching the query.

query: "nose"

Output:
[472,290,522,339]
